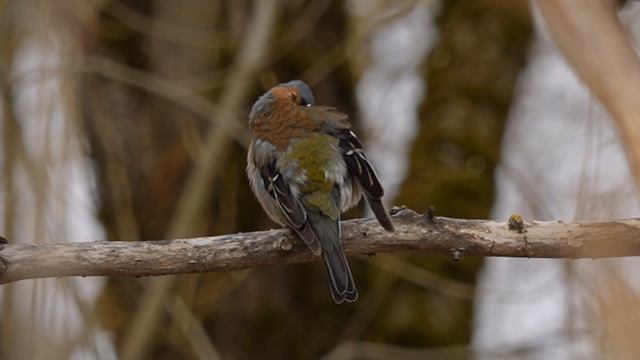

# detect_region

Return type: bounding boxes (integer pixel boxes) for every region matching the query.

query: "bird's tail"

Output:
[308,211,358,303]
[323,247,358,304]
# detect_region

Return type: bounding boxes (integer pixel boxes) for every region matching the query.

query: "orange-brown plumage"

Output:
[250,85,319,149]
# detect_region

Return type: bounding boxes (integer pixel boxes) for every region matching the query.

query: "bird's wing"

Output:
[336,128,395,232]
[305,105,394,231]
[305,106,382,196]
[337,129,383,197]
[258,160,322,255]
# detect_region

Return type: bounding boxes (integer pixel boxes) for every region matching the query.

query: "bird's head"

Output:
[249,80,315,130]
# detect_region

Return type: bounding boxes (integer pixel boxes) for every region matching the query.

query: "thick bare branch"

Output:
[1,208,639,285]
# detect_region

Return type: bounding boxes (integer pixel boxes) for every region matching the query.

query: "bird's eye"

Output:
[289,91,311,106]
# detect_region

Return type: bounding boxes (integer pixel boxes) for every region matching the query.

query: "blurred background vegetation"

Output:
[3,0,640,359]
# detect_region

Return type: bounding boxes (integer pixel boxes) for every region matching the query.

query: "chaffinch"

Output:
[247,80,394,304]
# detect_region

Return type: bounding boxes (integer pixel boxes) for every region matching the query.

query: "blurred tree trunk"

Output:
[393,0,532,345]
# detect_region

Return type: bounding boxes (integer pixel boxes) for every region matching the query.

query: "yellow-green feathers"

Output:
[279,133,341,218]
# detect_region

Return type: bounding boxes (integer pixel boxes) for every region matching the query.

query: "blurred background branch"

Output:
[534,0,640,188]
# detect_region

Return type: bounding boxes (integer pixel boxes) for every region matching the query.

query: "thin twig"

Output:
[102,1,227,49]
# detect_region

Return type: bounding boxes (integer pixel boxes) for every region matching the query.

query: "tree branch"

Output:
[1,208,639,285]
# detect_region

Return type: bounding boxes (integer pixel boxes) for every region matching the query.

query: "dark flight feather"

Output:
[259,161,322,255]
[337,129,395,232]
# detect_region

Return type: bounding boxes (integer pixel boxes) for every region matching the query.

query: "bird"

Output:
[246,80,394,304]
